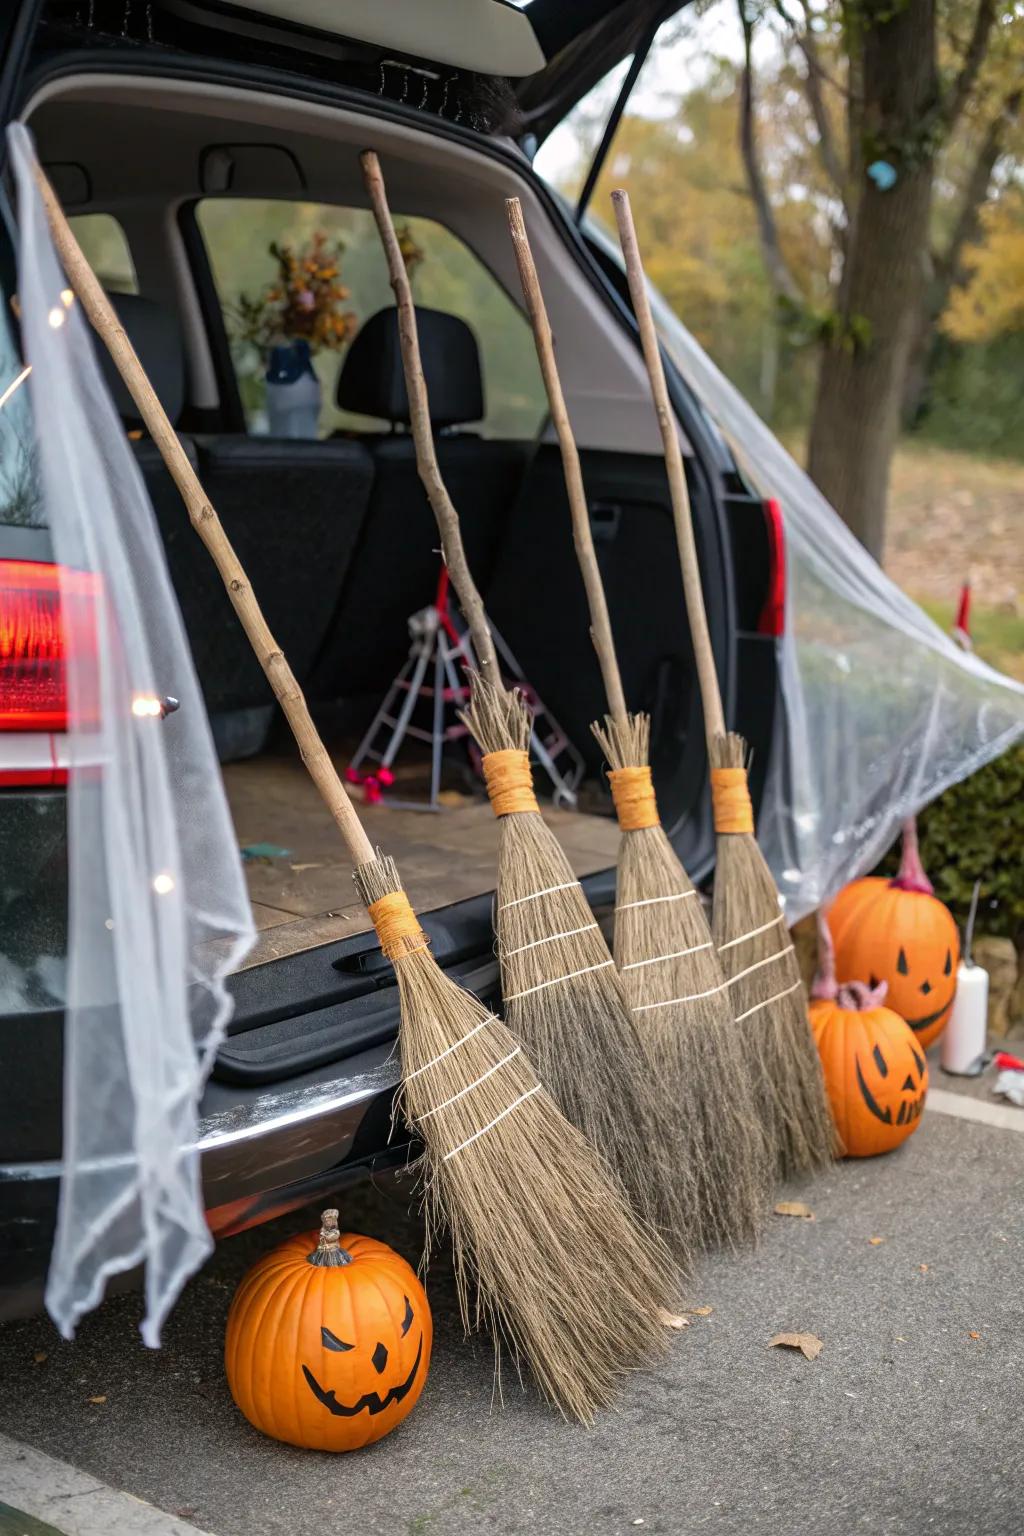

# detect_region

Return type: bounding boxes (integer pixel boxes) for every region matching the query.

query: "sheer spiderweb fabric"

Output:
[10,124,255,1345]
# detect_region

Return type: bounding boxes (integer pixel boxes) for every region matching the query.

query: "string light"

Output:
[60,289,74,308]
[132,693,163,718]
[47,307,65,329]
[153,873,175,895]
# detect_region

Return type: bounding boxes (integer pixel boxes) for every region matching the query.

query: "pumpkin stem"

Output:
[308,1208,353,1268]
[810,909,838,1001]
[836,979,889,1011]
[890,816,934,895]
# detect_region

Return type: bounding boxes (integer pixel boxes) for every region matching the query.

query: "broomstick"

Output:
[31,154,682,1423]
[610,188,836,1179]
[360,151,692,1264]
[505,197,768,1250]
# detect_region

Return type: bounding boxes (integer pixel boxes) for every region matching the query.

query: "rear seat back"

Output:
[95,294,374,759]
[311,307,528,700]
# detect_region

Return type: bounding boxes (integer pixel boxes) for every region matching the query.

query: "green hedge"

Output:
[878,743,1024,944]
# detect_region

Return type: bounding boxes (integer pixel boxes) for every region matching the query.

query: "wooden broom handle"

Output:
[611,189,726,746]
[505,198,628,728]
[30,160,376,869]
[360,150,499,681]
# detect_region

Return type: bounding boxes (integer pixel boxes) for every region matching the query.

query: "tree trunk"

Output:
[806,0,937,560]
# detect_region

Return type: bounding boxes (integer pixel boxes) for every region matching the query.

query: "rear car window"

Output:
[67,213,138,296]
[195,198,547,441]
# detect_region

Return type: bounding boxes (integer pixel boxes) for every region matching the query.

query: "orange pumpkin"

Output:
[828,821,959,1048]
[225,1209,431,1451]
[810,983,928,1156]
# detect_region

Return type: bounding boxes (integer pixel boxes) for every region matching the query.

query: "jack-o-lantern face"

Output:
[828,879,959,1049]
[225,1215,432,1452]
[810,997,929,1157]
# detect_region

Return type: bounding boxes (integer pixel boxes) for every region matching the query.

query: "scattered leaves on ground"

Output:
[32,1350,47,1364]
[657,1309,690,1330]
[687,1306,714,1317]
[87,1395,107,1404]
[919,1263,929,1272]
[774,1201,815,1220]
[868,1236,886,1246]
[768,1332,823,1361]
[968,1331,982,1341]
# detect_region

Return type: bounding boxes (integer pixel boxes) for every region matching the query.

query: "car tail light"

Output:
[757,497,786,637]
[0,560,99,784]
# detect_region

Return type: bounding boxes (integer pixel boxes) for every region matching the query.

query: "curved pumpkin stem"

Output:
[890,816,934,895]
[810,909,838,1001]
[308,1208,353,1268]
[836,978,889,1011]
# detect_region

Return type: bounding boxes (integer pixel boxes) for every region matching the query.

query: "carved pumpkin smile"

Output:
[854,1040,927,1127]
[302,1331,424,1417]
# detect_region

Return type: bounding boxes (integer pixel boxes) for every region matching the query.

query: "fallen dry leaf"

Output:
[657,1308,690,1330]
[687,1305,714,1317]
[868,1236,886,1246]
[289,862,324,873]
[87,1395,107,1404]
[32,1350,47,1364]
[768,1332,823,1361]
[919,1263,929,1273]
[774,1201,815,1220]
[968,1331,981,1341]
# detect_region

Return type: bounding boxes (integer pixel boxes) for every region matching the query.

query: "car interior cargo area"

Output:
[18,75,718,979]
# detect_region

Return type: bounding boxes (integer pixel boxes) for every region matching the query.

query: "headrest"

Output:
[94,293,186,429]
[337,306,484,428]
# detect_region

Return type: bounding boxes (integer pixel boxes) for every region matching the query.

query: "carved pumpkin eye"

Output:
[944,948,952,976]
[401,1295,414,1337]
[896,948,909,976]
[321,1326,354,1352]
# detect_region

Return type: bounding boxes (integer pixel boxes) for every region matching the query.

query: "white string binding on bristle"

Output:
[621,941,713,971]
[404,1015,493,1081]
[504,922,599,958]
[726,945,796,987]
[733,979,804,1023]
[616,890,698,912]
[499,880,579,910]
[718,914,786,950]
[632,982,727,1013]
[442,1084,542,1161]
[504,959,615,1002]
[416,1047,522,1122]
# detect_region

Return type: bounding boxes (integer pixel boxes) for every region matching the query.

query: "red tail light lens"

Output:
[757,497,786,638]
[0,559,99,731]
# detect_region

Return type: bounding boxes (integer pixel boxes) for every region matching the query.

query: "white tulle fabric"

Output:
[641,283,1024,919]
[10,126,255,1345]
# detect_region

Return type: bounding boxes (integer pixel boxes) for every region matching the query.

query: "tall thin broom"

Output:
[505,197,768,1249]
[361,150,692,1263]
[610,188,836,1179]
[32,155,682,1422]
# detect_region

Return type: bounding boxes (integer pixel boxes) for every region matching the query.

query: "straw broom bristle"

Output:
[460,679,695,1269]
[592,713,770,1251]
[710,733,838,1177]
[354,853,680,1424]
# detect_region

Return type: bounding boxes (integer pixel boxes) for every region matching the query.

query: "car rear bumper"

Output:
[0,1034,407,1324]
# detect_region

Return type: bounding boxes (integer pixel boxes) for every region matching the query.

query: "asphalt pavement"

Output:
[0,1100,1021,1536]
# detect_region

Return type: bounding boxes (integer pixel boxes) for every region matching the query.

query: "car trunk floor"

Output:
[223,753,620,969]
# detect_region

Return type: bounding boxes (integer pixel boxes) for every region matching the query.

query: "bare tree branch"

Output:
[736,0,805,306]
[940,87,1021,285]
[772,0,849,210]
[945,0,996,129]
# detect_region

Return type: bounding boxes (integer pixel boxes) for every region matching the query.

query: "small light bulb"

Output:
[104,918,114,931]
[47,307,65,329]
[132,694,162,718]
[153,873,175,895]
[60,289,74,308]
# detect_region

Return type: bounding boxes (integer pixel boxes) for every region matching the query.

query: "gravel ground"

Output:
[0,1108,1021,1536]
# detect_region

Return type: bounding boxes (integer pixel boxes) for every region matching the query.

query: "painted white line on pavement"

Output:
[927,1087,1024,1134]
[0,1433,216,1536]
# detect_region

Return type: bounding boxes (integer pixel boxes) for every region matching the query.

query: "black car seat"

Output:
[311,306,528,701]
[95,293,375,759]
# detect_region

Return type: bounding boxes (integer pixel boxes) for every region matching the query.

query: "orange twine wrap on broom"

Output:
[710,767,754,835]
[608,766,660,832]
[367,890,430,960]
[482,750,539,817]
